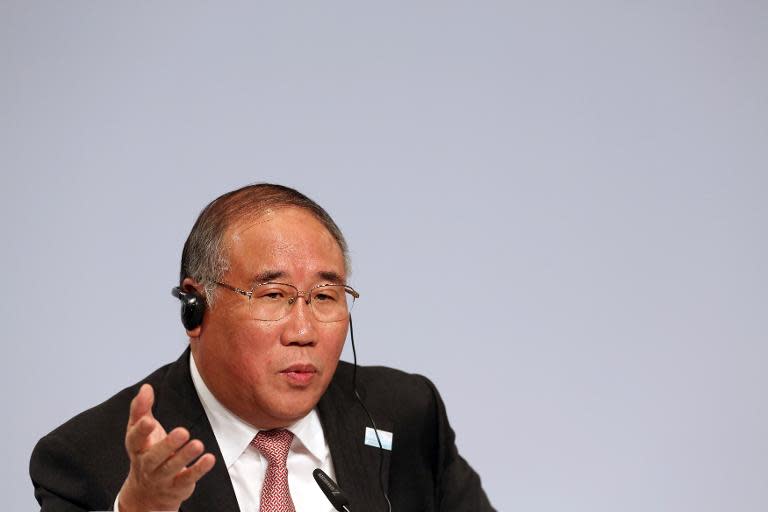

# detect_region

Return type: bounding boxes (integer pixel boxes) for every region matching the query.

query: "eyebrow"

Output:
[318,271,345,284]
[250,270,285,286]
[249,270,345,286]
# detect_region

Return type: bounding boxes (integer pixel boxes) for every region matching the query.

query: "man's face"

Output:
[190,207,349,429]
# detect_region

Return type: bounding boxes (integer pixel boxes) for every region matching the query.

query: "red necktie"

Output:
[251,429,297,512]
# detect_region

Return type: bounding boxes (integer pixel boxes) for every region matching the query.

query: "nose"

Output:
[280,295,317,346]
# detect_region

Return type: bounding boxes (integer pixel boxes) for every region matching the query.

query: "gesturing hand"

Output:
[118,384,216,512]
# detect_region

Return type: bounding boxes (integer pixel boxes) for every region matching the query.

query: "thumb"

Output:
[128,383,155,427]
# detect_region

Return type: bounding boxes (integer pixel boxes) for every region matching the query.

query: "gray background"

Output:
[2,1,766,510]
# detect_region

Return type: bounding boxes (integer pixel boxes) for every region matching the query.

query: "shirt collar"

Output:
[189,352,328,468]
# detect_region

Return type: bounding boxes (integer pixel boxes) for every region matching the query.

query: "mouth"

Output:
[280,363,318,386]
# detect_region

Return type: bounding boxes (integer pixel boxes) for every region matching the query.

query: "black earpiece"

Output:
[171,287,206,331]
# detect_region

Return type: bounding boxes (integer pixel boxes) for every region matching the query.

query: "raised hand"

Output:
[117,384,216,512]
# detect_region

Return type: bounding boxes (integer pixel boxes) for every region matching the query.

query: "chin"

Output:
[271,392,320,421]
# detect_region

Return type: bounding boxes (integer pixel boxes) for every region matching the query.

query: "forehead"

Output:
[223,207,346,280]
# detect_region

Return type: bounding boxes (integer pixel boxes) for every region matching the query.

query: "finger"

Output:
[157,438,205,477]
[128,384,155,427]
[173,453,216,488]
[141,427,191,472]
[125,415,157,455]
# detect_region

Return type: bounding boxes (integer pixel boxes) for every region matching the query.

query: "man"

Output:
[30,184,494,511]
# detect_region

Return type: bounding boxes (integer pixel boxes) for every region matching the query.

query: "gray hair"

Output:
[180,183,349,306]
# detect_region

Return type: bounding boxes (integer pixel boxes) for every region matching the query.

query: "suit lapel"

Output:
[154,349,241,512]
[149,354,391,511]
[317,363,391,511]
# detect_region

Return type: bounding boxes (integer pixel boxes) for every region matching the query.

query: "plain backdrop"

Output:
[2,2,767,511]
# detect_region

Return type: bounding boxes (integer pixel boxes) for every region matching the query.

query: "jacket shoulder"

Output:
[33,358,179,449]
[29,356,183,509]
[333,360,441,420]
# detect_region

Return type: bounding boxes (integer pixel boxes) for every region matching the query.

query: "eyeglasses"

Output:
[215,281,359,322]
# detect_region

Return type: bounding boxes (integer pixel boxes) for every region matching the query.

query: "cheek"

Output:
[319,325,348,359]
[227,333,277,377]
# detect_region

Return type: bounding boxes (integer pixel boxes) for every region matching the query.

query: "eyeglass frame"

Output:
[214,280,360,322]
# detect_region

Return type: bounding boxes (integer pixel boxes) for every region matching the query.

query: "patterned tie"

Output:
[251,429,297,512]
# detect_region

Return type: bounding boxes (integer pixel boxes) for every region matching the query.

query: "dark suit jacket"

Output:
[30,349,494,511]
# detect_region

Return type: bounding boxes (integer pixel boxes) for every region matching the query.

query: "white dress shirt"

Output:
[115,353,336,512]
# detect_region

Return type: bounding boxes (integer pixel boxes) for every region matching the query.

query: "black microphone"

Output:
[313,468,352,512]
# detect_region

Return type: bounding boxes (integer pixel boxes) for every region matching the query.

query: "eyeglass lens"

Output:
[249,283,354,322]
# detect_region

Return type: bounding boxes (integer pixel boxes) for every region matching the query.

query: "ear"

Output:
[181,277,205,338]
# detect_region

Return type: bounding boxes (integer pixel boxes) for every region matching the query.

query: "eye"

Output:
[254,287,288,301]
[312,286,342,302]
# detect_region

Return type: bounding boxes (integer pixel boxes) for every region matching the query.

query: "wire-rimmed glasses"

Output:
[215,281,359,322]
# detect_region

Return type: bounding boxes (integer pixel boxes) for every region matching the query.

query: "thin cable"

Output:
[349,315,392,512]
